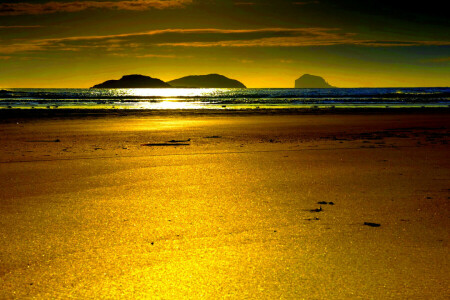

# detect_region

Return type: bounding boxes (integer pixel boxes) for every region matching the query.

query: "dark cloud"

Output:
[0,25,43,28]
[0,0,192,16]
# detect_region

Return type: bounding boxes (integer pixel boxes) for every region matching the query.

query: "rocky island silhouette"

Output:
[295,74,334,88]
[91,74,246,88]
[168,74,246,88]
[91,75,171,89]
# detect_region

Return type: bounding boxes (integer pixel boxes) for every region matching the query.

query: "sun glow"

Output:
[126,88,220,98]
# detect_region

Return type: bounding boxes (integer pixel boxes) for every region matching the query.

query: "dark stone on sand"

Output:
[364,222,381,227]
[26,139,61,143]
[91,74,171,89]
[168,74,246,88]
[141,143,190,146]
[167,138,191,143]
[310,206,323,212]
[295,74,334,88]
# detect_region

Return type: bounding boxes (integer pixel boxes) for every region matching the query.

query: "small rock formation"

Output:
[168,74,246,88]
[91,74,171,88]
[295,74,334,88]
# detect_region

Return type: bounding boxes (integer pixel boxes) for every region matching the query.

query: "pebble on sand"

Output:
[364,222,381,227]
[310,206,323,212]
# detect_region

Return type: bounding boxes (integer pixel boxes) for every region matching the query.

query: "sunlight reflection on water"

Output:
[139,100,207,110]
[117,88,222,98]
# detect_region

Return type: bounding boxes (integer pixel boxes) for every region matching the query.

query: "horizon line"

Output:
[2,86,449,89]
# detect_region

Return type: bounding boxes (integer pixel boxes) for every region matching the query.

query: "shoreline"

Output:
[1,106,449,121]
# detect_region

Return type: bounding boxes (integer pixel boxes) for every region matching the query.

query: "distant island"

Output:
[91,74,246,89]
[295,74,334,88]
[168,74,246,88]
[91,74,171,88]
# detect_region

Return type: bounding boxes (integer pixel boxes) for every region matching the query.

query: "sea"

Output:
[0,87,449,110]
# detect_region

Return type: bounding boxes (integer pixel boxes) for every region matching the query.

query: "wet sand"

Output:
[0,111,449,298]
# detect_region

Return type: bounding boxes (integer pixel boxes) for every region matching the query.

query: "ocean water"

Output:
[0,87,449,110]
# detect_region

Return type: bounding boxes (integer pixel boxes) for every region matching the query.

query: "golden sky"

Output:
[0,0,449,88]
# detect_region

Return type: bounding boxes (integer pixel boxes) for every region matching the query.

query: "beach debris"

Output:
[305,217,320,221]
[167,138,191,143]
[26,139,61,143]
[141,142,190,146]
[310,206,323,212]
[317,201,334,205]
[141,138,191,146]
[364,222,381,227]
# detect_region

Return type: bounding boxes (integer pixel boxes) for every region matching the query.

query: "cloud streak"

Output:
[158,36,450,47]
[2,27,449,55]
[0,0,192,16]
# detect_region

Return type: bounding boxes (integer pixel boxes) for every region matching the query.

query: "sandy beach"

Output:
[0,110,449,298]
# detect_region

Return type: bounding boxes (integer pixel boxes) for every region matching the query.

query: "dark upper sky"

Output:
[1,0,449,87]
